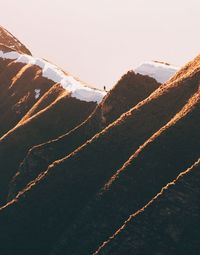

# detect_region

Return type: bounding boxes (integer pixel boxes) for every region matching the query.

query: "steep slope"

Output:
[52,88,200,255]
[9,71,160,199]
[0,25,31,55]
[0,55,198,254]
[95,159,200,255]
[0,50,105,204]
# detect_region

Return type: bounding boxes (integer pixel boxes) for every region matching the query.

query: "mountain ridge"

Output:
[9,71,160,200]
[0,26,199,255]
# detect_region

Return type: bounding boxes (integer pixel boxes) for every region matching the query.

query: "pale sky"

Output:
[0,0,199,89]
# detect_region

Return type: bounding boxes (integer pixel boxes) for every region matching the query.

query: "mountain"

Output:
[0,50,105,135]
[0,31,105,204]
[94,159,200,255]
[0,52,199,255]
[0,26,199,255]
[9,70,160,200]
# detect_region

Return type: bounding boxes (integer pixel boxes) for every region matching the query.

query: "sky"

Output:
[0,0,199,89]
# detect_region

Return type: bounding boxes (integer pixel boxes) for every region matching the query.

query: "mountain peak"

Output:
[0,25,31,55]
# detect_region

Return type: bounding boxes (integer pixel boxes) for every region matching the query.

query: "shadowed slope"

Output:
[51,88,200,255]
[10,71,160,199]
[0,56,199,254]
[94,159,200,255]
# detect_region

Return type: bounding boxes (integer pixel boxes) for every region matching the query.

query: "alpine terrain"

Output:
[0,25,199,255]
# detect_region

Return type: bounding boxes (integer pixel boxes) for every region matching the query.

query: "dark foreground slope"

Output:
[95,159,200,255]
[10,71,160,199]
[0,56,199,254]
[49,88,200,255]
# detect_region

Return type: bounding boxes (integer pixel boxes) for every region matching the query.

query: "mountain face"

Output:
[0,26,199,255]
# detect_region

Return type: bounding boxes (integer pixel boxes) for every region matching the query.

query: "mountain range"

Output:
[0,25,199,255]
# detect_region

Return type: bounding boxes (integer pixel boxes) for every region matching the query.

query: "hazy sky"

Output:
[1,0,199,89]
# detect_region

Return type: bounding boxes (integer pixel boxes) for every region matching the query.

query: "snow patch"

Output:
[0,50,106,103]
[135,61,179,83]
[34,89,41,99]
[0,51,20,60]
[16,55,36,65]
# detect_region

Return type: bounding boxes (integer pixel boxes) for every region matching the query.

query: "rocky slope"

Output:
[0,54,198,254]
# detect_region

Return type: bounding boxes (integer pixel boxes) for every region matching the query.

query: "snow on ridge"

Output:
[0,50,106,103]
[135,61,179,83]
